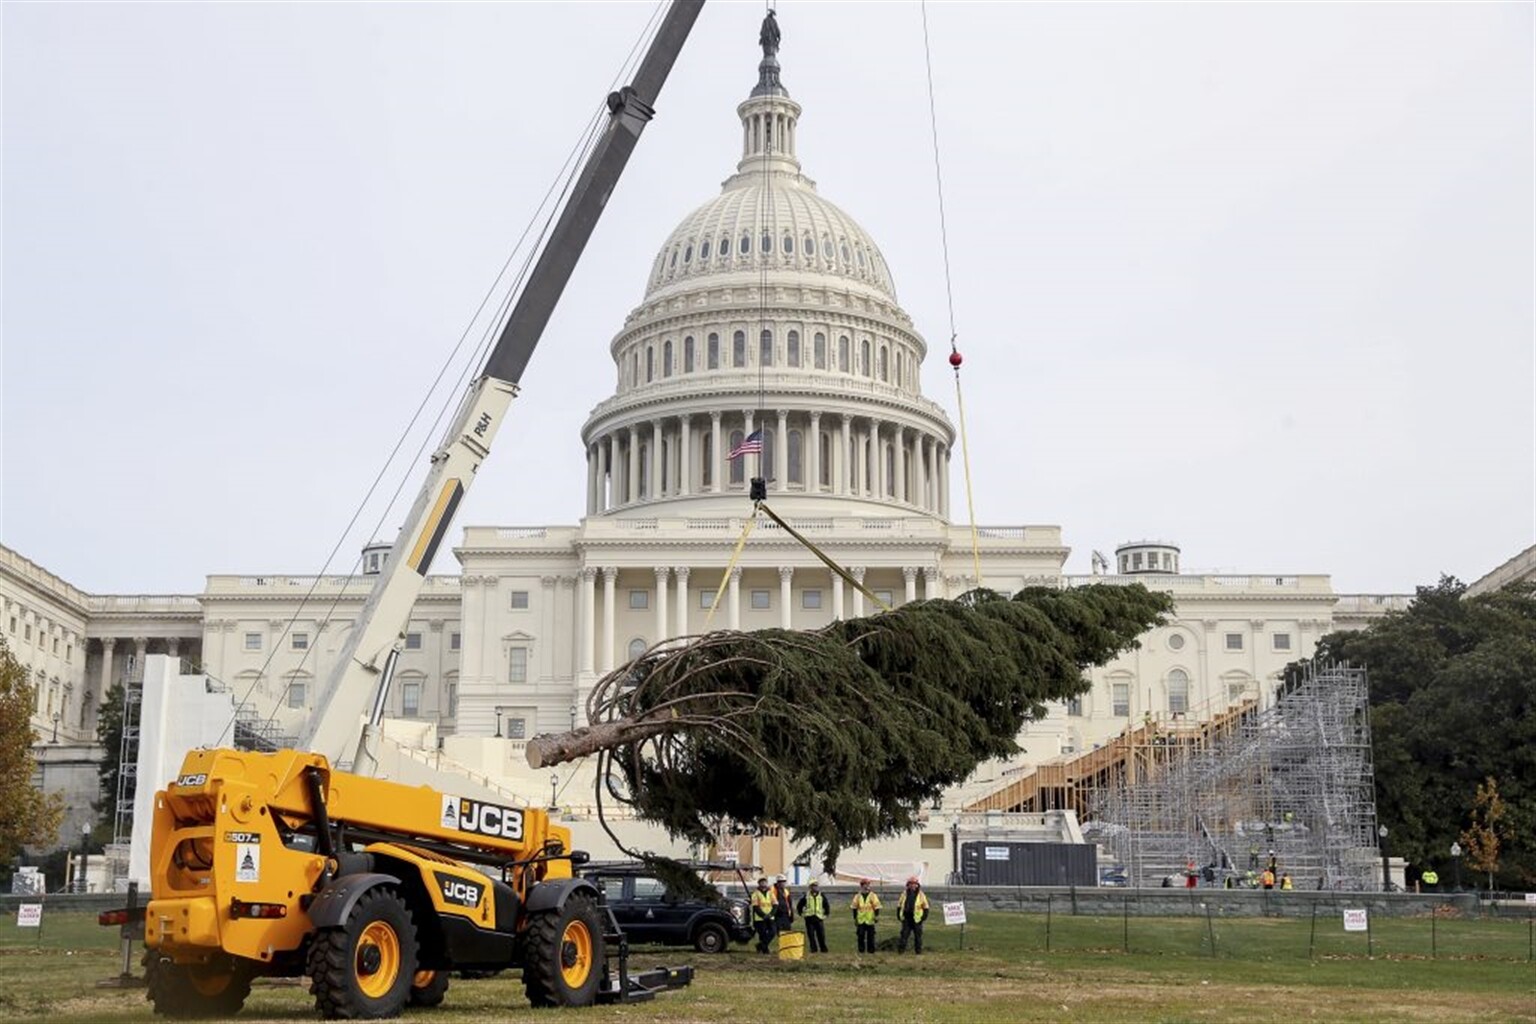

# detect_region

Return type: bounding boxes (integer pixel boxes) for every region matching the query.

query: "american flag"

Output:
[728,429,763,460]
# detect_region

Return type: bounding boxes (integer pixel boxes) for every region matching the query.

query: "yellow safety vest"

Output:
[803,893,827,918]
[897,890,930,922]
[1421,871,1439,885]
[850,892,881,925]
[750,889,775,922]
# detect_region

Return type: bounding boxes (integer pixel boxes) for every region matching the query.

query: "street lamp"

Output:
[51,711,60,743]
[1450,841,1462,892]
[1378,825,1391,893]
[548,773,560,811]
[78,823,91,894]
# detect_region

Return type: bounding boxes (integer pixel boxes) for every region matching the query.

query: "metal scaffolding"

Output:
[1084,663,1380,890]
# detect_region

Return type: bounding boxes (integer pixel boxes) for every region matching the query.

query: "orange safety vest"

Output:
[1261,870,1275,888]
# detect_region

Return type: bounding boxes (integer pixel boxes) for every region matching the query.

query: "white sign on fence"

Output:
[16,904,42,928]
[984,846,1010,861]
[1523,892,1536,904]
[942,901,967,926]
[721,850,739,864]
[1342,908,1368,932]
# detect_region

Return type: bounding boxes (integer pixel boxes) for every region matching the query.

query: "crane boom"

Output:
[302,0,706,771]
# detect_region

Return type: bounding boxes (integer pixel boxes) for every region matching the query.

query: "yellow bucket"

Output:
[776,931,805,961]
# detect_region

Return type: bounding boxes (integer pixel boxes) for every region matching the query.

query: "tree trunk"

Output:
[525,715,673,769]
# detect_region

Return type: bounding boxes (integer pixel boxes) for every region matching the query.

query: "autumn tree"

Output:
[0,640,64,864]
[1459,776,1509,892]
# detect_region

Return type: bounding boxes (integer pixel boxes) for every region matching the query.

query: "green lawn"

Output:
[2,910,1532,1022]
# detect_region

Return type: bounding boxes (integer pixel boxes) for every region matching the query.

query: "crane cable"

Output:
[921,0,982,589]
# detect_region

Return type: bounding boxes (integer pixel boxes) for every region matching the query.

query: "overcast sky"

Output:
[3,1,1530,596]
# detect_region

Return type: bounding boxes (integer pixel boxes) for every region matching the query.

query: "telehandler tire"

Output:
[521,893,605,1008]
[407,969,450,1007]
[144,951,253,1018]
[308,886,419,1019]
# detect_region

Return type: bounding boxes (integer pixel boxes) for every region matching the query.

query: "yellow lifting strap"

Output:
[700,502,893,633]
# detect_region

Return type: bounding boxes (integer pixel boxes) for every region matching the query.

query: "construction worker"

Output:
[797,880,829,952]
[850,878,881,953]
[1420,869,1439,891]
[1260,868,1276,890]
[772,875,795,936]
[895,876,931,955]
[750,877,776,954]
[1280,873,1294,891]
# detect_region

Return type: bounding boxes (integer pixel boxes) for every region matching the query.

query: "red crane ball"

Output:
[948,350,964,368]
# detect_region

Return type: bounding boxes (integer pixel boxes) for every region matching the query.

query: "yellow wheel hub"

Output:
[412,970,435,989]
[356,921,401,999]
[559,919,593,990]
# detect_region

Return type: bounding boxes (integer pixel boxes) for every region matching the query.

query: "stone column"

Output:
[710,412,723,492]
[601,567,618,672]
[923,567,939,600]
[167,637,181,659]
[134,636,148,674]
[654,567,670,644]
[679,414,693,496]
[627,427,640,504]
[839,415,852,495]
[579,568,596,675]
[895,428,908,503]
[99,637,115,696]
[727,567,743,629]
[652,420,664,498]
[808,412,822,492]
[600,435,613,512]
[776,408,789,492]
[586,444,596,514]
[778,566,794,629]
[937,443,949,518]
[903,566,918,604]
[850,568,866,618]
[915,435,928,512]
[674,567,690,639]
[831,574,845,621]
[878,423,890,497]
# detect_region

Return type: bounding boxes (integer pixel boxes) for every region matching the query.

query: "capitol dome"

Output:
[578,18,956,522]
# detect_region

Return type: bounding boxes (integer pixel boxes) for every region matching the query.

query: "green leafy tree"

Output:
[91,683,125,842]
[1301,577,1536,887]
[529,584,1172,868]
[0,640,65,864]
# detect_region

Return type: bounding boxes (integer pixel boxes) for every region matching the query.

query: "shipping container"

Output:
[958,841,1097,886]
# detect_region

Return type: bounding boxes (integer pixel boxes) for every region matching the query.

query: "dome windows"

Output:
[821,236,834,260]
[787,330,800,367]
[759,329,774,367]
[662,340,673,378]
[669,248,678,269]
[683,244,693,264]
[732,330,746,367]
[813,332,827,369]
[707,333,720,370]
[840,241,851,264]
[645,345,655,383]
[683,336,695,373]
[719,236,730,260]
[699,240,710,260]
[760,231,771,254]
[856,248,866,268]
[739,233,751,256]
[838,335,851,373]
[803,234,814,256]
[782,234,793,254]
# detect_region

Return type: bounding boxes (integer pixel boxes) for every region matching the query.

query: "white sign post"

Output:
[942,900,967,950]
[1342,908,1368,932]
[1523,893,1536,904]
[16,903,42,928]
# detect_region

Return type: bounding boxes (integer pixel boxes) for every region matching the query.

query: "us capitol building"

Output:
[6,25,1441,870]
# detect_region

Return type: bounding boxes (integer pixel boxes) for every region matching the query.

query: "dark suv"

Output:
[583,861,755,954]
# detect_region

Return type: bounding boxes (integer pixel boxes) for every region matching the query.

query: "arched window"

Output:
[760,330,774,367]
[803,235,814,256]
[813,332,827,369]
[787,330,800,367]
[782,234,793,254]
[701,432,713,487]
[838,336,850,372]
[840,241,851,264]
[760,231,771,253]
[699,239,710,260]
[821,236,833,259]
[683,244,693,264]
[719,236,730,260]
[788,429,803,484]
[645,346,654,383]
[662,340,673,378]
[707,333,720,369]
[733,330,747,367]
[683,336,695,373]
[861,339,871,376]
[878,346,889,382]
[819,433,832,486]
[669,248,678,269]
[627,638,647,661]
[739,233,751,255]
[1168,669,1190,715]
[728,430,745,485]
[856,247,866,268]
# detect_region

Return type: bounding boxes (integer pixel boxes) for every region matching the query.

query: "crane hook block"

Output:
[749,477,768,502]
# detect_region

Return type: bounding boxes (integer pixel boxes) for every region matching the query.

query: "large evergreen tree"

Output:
[1305,578,1535,887]
[529,584,1172,867]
